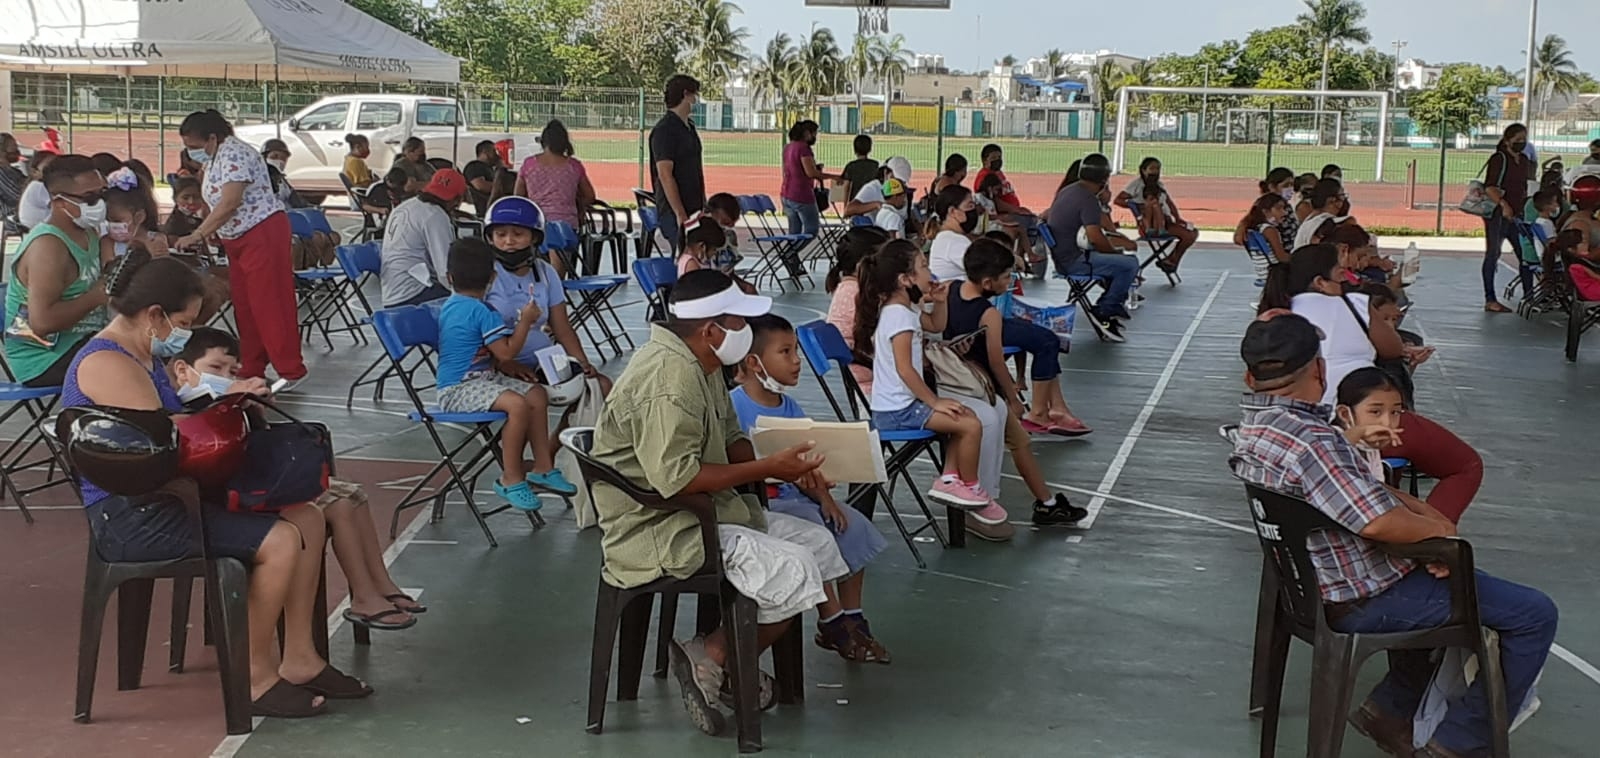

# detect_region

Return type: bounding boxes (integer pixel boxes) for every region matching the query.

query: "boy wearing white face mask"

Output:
[3,154,115,387]
[729,314,891,664]
[260,139,336,268]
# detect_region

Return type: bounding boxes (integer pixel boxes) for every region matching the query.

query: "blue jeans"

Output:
[1482,214,1530,302]
[1000,317,1060,380]
[783,197,821,237]
[1065,252,1139,316]
[1331,569,1558,754]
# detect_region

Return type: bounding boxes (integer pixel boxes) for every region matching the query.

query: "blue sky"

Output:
[742,0,1597,75]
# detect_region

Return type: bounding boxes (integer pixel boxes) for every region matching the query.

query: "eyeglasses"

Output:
[55,189,105,204]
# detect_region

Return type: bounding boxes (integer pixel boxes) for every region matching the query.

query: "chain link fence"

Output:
[8,72,1595,235]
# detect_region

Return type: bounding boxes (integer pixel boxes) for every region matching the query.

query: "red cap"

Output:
[424,169,467,202]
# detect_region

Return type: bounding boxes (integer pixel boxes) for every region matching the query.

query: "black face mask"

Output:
[906,283,924,303]
[989,158,1003,172]
[496,246,536,272]
[958,211,980,234]
[1510,141,1528,153]
[1339,279,1361,294]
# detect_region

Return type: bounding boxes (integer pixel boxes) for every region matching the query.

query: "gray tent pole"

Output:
[274,68,282,137]
[124,73,133,157]
[452,82,461,166]
[156,77,165,178]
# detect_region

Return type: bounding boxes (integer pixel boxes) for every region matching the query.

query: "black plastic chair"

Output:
[1241,484,1510,758]
[564,428,802,754]
[582,201,632,276]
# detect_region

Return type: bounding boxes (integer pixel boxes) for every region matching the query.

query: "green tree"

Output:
[846,34,881,114]
[1000,54,1017,68]
[345,0,432,38]
[681,0,749,99]
[873,34,911,130]
[1409,63,1499,139]
[792,27,843,111]
[593,0,696,88]
[430,0,590,85]
[749,33,796,121]
[1094,59,1126,120]
[1044,48,1066,79]
[1296,0,1371,97]
[1532,34,1581,120]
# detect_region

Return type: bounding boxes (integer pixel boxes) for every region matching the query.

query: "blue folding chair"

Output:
[371,306,544,547]
[555,222,634,360]
[849,214,877,228]
[337,242,419,407]
[795,320,958,568]
[543,220,581,276]
[287,209,363,350]
[1126,200,1182,285]
[1244,229,1280,288]
[632,257,677,324]
[745,195,814,292]
[0,296,70,522]
[1038,223,1117,343]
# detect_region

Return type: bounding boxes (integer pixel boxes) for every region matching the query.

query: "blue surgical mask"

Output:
[198,372,234,397]
[151,314,192,359]
[187,147,211,165]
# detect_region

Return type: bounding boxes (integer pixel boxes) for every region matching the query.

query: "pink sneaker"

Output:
[970,502,1009,525]
[928,477,989,508]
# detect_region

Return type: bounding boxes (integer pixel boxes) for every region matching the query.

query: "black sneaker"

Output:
[1102,318,1127,342]
[1032,493,1089,526]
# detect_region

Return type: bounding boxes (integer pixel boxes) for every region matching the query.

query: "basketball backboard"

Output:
[803,0,949,35]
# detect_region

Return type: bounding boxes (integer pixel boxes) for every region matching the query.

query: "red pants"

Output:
[1388,410,1482,523]
[225,212,306,380]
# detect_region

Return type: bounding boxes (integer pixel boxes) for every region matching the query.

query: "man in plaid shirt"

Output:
[1229,314,1558,758]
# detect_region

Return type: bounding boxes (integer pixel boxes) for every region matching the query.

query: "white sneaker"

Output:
[272,372,309,395]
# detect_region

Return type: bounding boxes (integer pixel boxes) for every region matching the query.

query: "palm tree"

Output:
[1000,54,1018,69]
[872,34,911,131]
[1044,48,1066,79]
[793,27,843,111]
[1297,0,1370,133]
[682,0,749,98]
[1094,59,1126,122]
[1532,34,1581,120]
[750,33,796,123]
[846,34,881,115]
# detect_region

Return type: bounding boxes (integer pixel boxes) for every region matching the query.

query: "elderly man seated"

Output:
[589,269,850,738]
[1229,313,1557,758]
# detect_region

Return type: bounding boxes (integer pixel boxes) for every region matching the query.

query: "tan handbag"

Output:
[923,328,996,405]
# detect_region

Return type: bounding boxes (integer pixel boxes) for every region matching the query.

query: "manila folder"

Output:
[748,416,887,484]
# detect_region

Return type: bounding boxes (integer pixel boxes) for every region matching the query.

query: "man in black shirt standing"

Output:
[649,75,705,254]
[462,140,502,217]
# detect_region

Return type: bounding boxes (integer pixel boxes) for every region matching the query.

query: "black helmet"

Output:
[57,406,179,497]
[1079,153,1112,185]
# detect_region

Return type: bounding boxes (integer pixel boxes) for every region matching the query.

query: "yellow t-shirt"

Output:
[342,154,374,187]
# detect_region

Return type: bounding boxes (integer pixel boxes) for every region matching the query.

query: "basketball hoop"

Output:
[803,0,949,35]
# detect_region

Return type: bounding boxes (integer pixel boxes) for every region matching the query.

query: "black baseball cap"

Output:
[1241,314,1322,386]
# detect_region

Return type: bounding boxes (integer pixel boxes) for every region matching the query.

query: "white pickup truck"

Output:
[233,94,538,197]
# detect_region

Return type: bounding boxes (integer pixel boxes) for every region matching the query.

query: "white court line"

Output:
[1080,272,1229,528]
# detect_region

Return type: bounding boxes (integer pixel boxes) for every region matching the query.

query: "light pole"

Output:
[1520,0,1537,124]
[1391,40,1407,92]
[1199,64,1211,142]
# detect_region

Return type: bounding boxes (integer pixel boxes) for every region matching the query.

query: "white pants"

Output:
[718,512,849,624]
[951,393,1006,499]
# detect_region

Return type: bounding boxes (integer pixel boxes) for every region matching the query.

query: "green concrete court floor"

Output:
[94,247,1600,756]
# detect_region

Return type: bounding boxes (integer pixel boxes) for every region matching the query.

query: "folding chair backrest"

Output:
[736,195,759,215]
[755,195,779,215]
[372,305,440,362]
[300,207,337,237]
[1037,222,1057,249]
[336,241,382,280]
[637,207,659,236]
[631,188,656,209]
[545,221,578,252]
[633,257,677,298]
[286,209,315,239]
[1240,483,1348,632]
[850,215,876,228]
[796,320,864,421]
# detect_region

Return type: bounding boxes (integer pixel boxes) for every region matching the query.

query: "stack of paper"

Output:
[748,416,888,484]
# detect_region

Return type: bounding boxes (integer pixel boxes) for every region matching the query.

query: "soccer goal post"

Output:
[1112,86,1392,180]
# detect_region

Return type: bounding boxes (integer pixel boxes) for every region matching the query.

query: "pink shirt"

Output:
[781,141,815,205]
[517,155,587,228]
[826,277,874,393]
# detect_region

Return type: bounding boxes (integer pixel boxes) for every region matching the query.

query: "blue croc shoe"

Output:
[493,479,543,512]
[526,469,578,496]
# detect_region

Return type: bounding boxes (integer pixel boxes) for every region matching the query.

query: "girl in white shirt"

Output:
[855,239,992,511]
[926,185,980,282]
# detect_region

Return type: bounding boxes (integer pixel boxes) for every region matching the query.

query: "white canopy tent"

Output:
[0,0,460,83]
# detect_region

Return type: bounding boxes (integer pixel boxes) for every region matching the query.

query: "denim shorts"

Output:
[86,493,277,563]
[872,401,934,431]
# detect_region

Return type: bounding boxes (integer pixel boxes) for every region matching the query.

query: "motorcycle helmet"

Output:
[1571,175,1600,210]
[175,394,251,489]
[486,196,546,239]
[545,357,587,407]
[58,406,179,497]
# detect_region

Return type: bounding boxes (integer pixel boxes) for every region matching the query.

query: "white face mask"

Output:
[176,382,212,404]
[754,356,791,395]
[712,322,753,366]
[267,158,286,172]
[1279,187,1296,201]
[59,196,106,230]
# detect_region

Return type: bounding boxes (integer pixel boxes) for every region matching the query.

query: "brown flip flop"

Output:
[292,665,374,700]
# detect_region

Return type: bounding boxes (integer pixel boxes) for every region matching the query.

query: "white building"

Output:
[1396,59,1442,91]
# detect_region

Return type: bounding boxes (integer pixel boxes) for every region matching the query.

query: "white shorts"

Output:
[718,512,849,624]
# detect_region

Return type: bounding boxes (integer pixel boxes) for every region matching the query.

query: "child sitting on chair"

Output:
[161,177,230,323]
[704,193,756,294]
[730,314,891,663]
[1334,367,1407,482]
[435,238,577,511]
[873,178,911,240]
[167,327,426,630]
[674,216,729,279]
[1137,182,1168,239]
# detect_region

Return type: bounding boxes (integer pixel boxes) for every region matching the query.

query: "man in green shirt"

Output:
[591,270,848,737]
[4,154,112,386]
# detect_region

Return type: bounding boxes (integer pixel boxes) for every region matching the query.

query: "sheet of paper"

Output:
[406,262,433,286]
[534,344,573,383]
[749,416,887,484]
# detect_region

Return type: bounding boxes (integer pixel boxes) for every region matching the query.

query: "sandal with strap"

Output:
[668,637,726,736]
[385,593,427,613]
[343,608,417,631]
[718,668,776,711]
[291,665,374,700]
[251,679,327,719]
